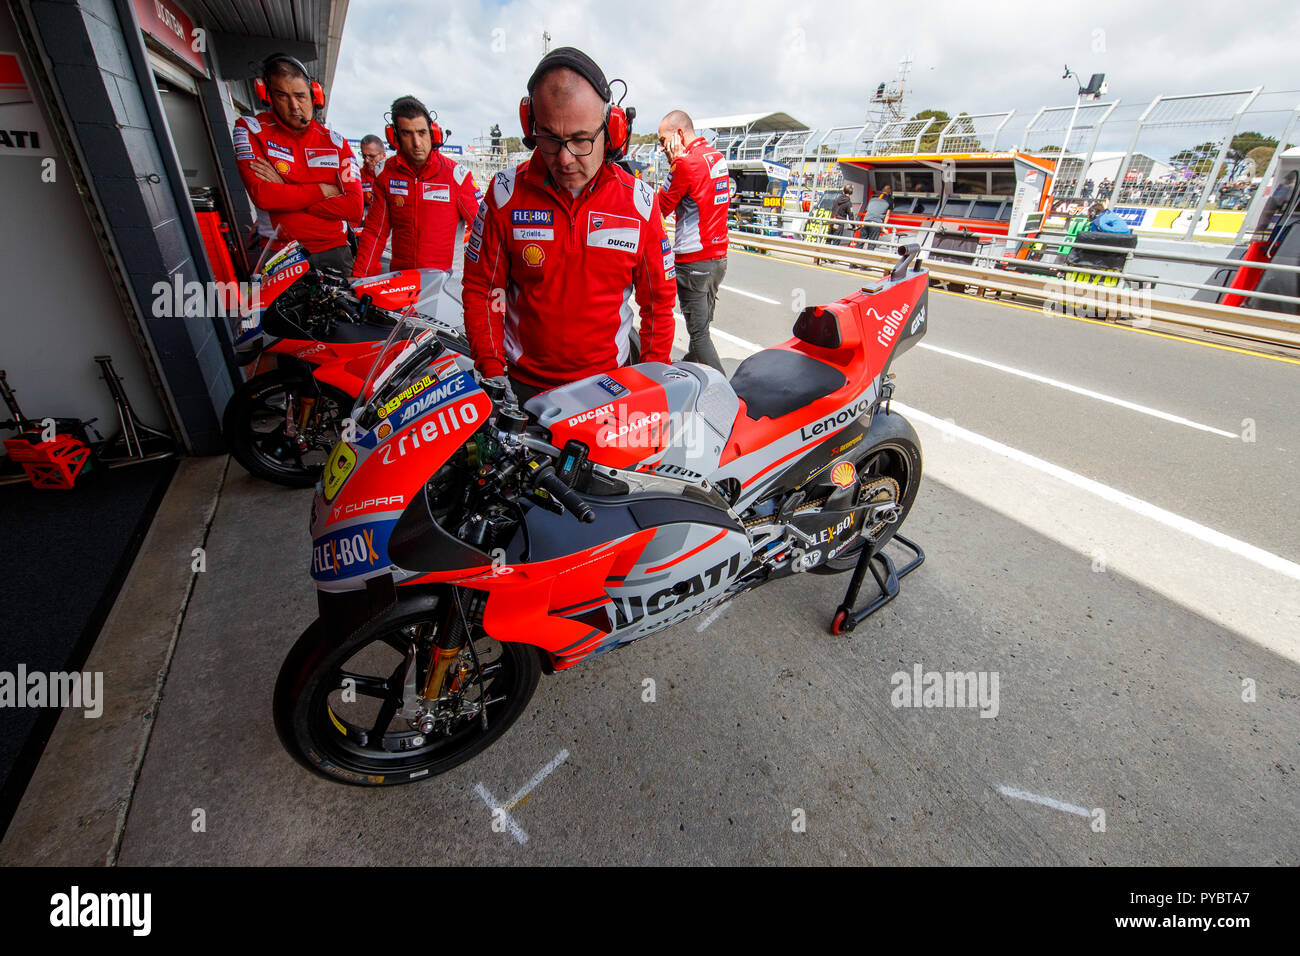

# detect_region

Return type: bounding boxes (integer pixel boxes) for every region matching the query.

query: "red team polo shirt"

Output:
[462,157,676,389]
[657,136,730,264]
[232,111,363,254]
[353,150,482,276]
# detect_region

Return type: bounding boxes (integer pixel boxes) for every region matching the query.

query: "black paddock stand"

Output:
[94,355,175,467]
[830,533,924,635]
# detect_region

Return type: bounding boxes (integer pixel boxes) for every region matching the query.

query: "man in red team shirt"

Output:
[353,96,481,283]
[358,133,386,220]
[656,110,729,372]
[462,48,674,403]
[233,54,363,274]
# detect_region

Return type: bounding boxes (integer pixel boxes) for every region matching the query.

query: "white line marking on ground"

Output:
[916,343,1238,438]
[475,748,570,845]
[710,327,764,353]
[998,785,1091,817]
[897,401,1300,582]
[721,284,781,305]
[696,600,733,632]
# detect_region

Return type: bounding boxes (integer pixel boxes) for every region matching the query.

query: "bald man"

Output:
[657,110,729,372]
[461,47,674,401]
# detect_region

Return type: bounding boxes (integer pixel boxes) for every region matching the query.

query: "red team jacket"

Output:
[233,112,363,253]
[657,136,730,264]
[462,158,675,389]
[360,164,377,217]
[353,151,482,276]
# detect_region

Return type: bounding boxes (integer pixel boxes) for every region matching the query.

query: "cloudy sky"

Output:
[327,0,1300,154]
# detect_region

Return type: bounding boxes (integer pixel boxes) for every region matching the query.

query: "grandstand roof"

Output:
[695,112,809,133]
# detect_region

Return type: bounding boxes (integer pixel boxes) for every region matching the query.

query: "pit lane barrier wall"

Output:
[718,211,1300,350]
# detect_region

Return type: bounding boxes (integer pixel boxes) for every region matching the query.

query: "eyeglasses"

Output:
[533,131,603,157]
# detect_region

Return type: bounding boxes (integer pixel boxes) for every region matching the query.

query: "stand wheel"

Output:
[830,609,849,635]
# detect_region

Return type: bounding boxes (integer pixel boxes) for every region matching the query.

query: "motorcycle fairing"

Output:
[310,382,494,589]
[351,270,423,311]
[530,362,737,479]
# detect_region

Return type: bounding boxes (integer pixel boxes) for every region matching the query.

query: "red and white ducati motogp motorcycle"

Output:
[224,240,466,486]
[274,246,930,786]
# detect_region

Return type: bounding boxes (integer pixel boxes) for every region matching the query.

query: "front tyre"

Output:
[223,369,350,487]
[273,591,541,786]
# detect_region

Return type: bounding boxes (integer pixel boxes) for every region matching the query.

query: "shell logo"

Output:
[522,243,545,267]
[830,460,857,489]
[393,196,404,207]
[376,422,392,440]
[274,160,290,174]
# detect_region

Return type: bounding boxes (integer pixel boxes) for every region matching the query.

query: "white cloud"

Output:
[326,0,1300,155]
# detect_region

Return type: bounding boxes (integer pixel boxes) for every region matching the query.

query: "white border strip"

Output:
[899,402,1300,582]
[917,343,1237,438]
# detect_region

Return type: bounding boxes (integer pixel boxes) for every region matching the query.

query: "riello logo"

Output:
[870,302,911,348]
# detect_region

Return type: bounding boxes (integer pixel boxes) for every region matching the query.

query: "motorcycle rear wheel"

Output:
[273,592,541,786]
[223,369,350,487]
[811,409,923,574]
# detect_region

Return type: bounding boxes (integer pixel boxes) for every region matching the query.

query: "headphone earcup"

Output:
[254,78,269,104]
[519,97,535,150]
[311,81,325,108]
[385,125,396,150]
[430,121,443,148]
[606,104,629,158]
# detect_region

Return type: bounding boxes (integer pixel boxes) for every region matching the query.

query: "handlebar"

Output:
[533,465,595,523]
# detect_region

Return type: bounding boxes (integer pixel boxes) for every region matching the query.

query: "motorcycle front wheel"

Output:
[273,591,541,786]
[223,369,351,487]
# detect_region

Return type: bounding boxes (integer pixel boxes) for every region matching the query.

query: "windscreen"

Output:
[353,313,452,430]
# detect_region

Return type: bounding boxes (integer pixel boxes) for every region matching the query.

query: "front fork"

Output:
[402,589,474,734]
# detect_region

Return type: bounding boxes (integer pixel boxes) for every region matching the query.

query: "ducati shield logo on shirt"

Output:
[305,148,339,169]
[587,212,640,253]
[422,183,450,202]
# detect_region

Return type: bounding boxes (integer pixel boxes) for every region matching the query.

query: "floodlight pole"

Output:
[1044,67,1087,211]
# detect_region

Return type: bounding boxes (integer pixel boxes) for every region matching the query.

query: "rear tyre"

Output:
[811,409,923,574]
[223,369,350,487]
[273,591,541,786]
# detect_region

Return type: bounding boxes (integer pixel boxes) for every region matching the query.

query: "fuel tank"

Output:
[526,362,738,481]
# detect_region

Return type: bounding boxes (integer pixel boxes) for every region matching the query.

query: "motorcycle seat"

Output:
[729,348,846,421]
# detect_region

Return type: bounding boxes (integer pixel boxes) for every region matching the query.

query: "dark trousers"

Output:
[307,244,354,276]
[675,256,726,373]
[508,376,548,407]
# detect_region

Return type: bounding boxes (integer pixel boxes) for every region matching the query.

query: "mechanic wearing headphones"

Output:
[461,47,675,403]
[233,54,363,274]
[352,96,481,279]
